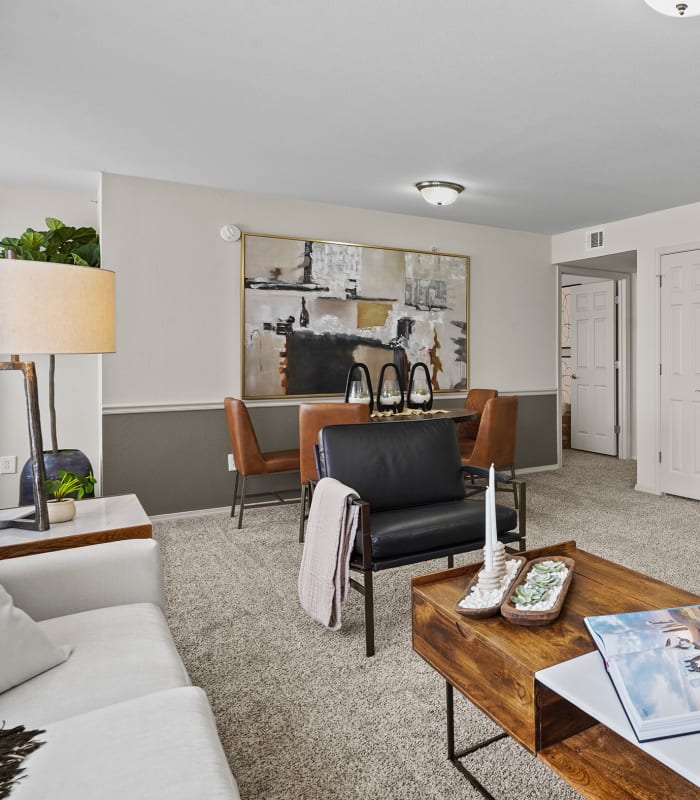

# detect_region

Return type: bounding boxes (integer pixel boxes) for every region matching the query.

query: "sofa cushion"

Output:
[0,583,70,694]
[319,418,465,511]
[0,603,190,728]
[354,499,518,562]
[10,687,240,800]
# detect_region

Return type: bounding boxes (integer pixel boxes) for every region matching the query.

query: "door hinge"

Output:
[660,363,662,376]
[614,295,620,304]
[614,424,621,435]
[658,274,663,288]
[659,451,662,464]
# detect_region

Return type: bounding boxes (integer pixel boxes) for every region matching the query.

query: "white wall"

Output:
[0,183,101,508]
[100,173,555,410]
[552,201,700,494]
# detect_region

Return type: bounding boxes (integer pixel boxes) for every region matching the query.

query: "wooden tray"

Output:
[500,555,575,626]
[454,555,527,618]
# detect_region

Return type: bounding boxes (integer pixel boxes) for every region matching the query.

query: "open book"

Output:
[585,605,700,742]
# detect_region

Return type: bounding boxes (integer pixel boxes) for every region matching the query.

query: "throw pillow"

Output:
[0,583,71,694]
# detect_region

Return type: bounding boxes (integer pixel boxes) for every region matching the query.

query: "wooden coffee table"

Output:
[412,540,700,800]
[0,494,151,559]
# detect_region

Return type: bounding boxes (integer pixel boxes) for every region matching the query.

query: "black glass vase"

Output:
[406,362,433,411]
[344,362,373,413]
[376,363,404,413]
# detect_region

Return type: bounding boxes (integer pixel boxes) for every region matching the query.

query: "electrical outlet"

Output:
[0,455,17,474]
[227,454,236,471]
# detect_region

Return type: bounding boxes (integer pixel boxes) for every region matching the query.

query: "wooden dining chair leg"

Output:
[237,475,247,529]
[299,484,308,543]
[510,464,518,509]
[230,471,240,518]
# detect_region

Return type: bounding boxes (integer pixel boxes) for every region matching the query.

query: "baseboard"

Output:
[150,490,301,521]
[517,463,559,475]
[150,506,231,521]
[635,484,662,496]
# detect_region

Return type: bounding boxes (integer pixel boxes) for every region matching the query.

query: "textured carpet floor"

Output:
[153,451,699,799]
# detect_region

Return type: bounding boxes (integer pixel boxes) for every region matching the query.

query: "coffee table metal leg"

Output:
[446,681,507,800]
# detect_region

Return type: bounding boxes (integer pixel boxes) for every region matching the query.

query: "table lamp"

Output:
[0,259,115,531]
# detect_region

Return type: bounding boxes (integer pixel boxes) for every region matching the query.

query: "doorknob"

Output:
[571,374,578,380]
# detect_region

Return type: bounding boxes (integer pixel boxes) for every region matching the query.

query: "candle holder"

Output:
[406,362,433,411]
[376,363,404,413]
[344,362,374,413]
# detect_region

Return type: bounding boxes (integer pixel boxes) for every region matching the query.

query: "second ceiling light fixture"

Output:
[415,180,464,206]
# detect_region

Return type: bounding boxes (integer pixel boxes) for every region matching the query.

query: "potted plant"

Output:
[0,217,100,266]
[0,218,102,502]
[44,470,96,523]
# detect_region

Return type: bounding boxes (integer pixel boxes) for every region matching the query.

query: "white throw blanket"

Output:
[298,477,359,631]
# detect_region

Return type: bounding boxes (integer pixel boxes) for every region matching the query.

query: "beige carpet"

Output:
[153,451,699,799]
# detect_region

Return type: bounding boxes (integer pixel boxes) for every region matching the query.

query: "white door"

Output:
[660,250,700,500]
[570,281,617,455]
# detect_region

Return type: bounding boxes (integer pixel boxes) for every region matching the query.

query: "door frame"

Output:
[555,265,632,462]
[568,279,618,456]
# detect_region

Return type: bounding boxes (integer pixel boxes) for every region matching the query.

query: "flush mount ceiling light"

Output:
[415,181,465,206]
[644,0,700,16]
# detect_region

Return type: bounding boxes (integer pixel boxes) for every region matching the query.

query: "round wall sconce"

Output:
[415,181,465,206]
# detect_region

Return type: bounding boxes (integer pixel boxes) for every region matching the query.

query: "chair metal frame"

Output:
[298,402,371,542]
[461,396,519,508]
[224,397,300,529]
[348,469,526,657]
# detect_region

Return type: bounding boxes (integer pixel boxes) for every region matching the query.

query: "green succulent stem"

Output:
[45,470,96,501]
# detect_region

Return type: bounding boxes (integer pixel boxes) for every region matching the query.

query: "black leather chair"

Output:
[316,418,526,656]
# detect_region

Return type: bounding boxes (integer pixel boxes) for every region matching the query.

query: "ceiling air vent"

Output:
[586,229,605,250]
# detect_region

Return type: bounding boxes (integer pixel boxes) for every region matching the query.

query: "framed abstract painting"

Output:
[241,233,469,399]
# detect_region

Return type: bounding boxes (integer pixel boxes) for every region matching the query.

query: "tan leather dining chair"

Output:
[461,395,519,506]
[458,388,498,456]
[224,397,300,529]
[298,402,371,542]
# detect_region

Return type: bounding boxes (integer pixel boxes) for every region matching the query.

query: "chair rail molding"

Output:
[102,389,558,415]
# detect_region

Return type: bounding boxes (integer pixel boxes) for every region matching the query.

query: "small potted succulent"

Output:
[45,470,96,523]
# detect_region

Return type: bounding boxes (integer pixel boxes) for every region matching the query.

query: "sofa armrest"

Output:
[0,539,164,621]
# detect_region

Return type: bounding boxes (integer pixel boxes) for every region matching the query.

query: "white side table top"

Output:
[537,651,700,787]
[0,494,150,548]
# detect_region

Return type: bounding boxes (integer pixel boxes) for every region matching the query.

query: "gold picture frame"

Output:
[241,232,469,399]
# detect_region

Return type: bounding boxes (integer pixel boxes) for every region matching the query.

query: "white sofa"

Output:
[0,539,240,800]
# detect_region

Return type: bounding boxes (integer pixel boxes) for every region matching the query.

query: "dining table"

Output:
[369,407,477,424]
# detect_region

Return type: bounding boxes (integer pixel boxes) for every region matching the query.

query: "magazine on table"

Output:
[584,604,700,742]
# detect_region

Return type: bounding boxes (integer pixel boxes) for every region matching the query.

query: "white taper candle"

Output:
[484,476,494,571]
[489,463,497,549]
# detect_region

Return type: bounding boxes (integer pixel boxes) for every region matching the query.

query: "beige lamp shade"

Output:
[0,260,115,354]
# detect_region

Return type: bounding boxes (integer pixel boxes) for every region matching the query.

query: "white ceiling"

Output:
[2,0,700,235]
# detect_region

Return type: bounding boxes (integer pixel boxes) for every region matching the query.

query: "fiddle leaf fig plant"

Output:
[45,470,96,501]
[0,217,100,266]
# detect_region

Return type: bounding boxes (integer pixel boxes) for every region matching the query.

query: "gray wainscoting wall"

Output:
[102,393,557,516]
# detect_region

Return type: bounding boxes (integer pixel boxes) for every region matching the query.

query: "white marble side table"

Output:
[0,494,151,559]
